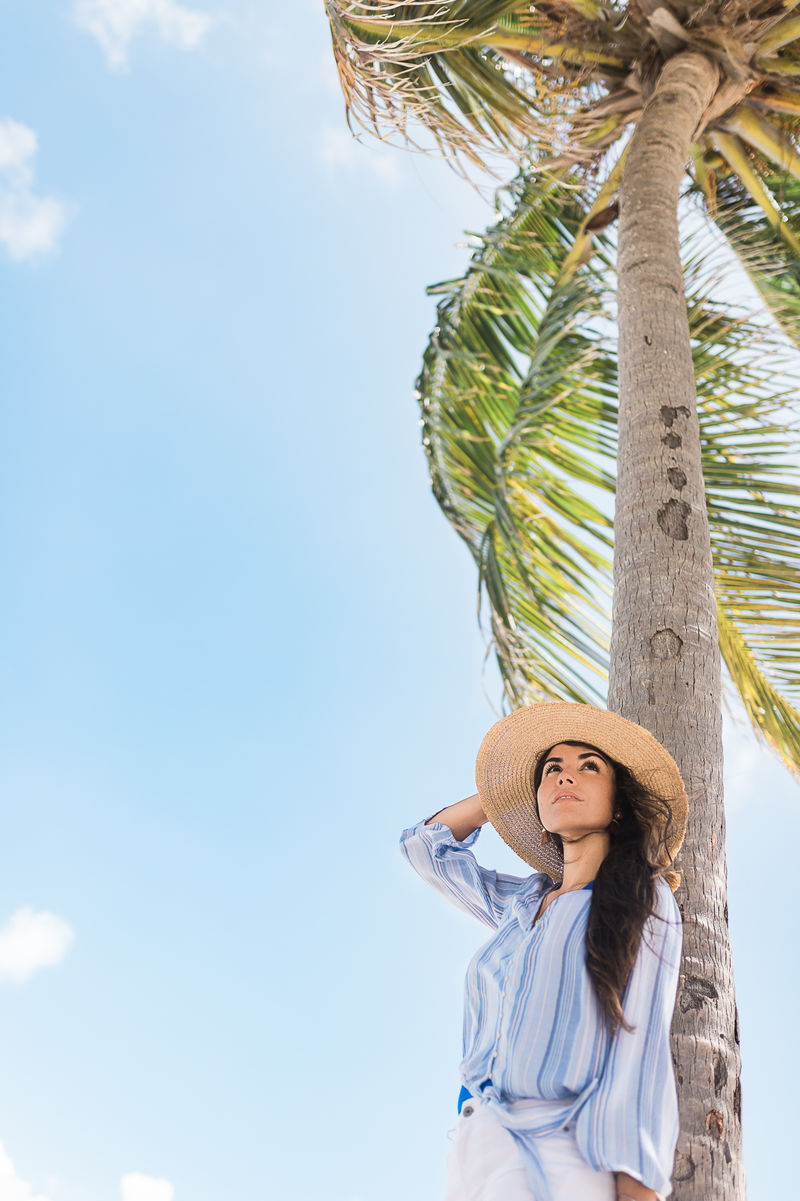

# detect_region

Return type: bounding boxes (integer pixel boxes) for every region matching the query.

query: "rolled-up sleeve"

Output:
[575,876,683,1196]
[399,819,528,929]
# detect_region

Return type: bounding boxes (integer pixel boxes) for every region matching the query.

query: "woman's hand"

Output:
[615,1171,658,1201]
[424,792,489,842]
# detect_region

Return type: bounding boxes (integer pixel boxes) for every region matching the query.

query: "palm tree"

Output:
[325,4,800,1199]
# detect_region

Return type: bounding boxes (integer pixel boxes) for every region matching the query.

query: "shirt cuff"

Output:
[400,819,481,853]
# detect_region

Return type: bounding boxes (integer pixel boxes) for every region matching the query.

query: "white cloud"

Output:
[121,1174,174,1201]
[0,119,69,262]
[0,121,38,175]
[73,0,214,71]
[0,1142,173,1201]
[320,128,400,185]
[0,907,75,984]
[0,1141,51,1201]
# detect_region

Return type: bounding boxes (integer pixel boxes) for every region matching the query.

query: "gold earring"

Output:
[539,828,551,847]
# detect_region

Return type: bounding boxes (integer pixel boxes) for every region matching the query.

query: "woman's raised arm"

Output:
[400,793,526,928]
[425,792,490,841]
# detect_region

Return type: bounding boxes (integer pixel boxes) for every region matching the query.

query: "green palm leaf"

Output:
[685,224,800,770]
[419,169,617,703]
[717,608,800,774]
[691,156,800,349]
[420,173,800,769]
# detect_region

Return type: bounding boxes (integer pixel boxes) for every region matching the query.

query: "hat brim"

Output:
[475,702,688,883]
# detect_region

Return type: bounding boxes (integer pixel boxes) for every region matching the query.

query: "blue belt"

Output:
[458,1078,492,1113]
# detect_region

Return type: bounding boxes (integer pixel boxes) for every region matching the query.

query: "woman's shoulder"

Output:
[523,869,556,892]
[489,868,550,897]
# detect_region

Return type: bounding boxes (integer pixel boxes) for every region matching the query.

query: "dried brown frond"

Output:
[326,0,800,177]
[325,0,622,172]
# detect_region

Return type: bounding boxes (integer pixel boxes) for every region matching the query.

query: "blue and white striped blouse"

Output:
[400,818,682,1198]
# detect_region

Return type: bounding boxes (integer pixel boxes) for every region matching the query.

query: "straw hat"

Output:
[475,702,688,883]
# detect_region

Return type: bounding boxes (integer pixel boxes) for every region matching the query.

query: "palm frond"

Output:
[691,157,800,349]
[418,177,800,771]
[673,209,800,772]
[723,108,800,179]
[717,608,800,776]
[712,131,800,258]
[418,169,618,705]
[325,0,624,170]
[756,11,800,56]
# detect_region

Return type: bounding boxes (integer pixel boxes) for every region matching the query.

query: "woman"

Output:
[400,702,687,1201]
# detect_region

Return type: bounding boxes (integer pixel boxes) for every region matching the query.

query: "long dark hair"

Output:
[532,741,679,1035]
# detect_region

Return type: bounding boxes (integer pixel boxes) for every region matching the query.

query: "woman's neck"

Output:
[557,830,610,891]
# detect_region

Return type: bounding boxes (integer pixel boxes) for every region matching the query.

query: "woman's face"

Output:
[536,742,616,843]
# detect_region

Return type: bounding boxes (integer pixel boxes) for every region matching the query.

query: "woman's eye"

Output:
[545,763,558,774]
[583,761,599,771]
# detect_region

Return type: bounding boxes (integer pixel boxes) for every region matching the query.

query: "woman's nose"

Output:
[558,771,574,784]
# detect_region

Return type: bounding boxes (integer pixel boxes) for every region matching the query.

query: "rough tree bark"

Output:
[608,51,745,1201]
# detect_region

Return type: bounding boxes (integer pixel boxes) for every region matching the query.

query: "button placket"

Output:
[489,929,531,1075]
[483,893,546,1083]
[489,962,509,1070]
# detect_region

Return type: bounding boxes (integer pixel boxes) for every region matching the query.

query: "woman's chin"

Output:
[555,827,609,844]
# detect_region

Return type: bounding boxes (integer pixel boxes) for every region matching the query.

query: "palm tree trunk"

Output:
[608,51,745,1201]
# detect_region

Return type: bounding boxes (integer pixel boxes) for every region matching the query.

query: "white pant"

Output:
[444,1096,616,1201]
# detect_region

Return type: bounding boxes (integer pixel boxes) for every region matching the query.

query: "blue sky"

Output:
[0,3,795,1200]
